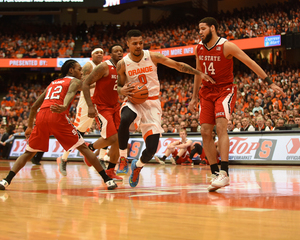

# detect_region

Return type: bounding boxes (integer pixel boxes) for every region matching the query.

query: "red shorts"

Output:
[172,149,192,164]
[28,109,84,152]
[199,84,237,125]
[95,105,120,139]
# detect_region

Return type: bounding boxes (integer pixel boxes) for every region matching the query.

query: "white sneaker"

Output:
[154,156,165,165]
[208,170,230,192]
[0,179,9,190]
[207,174,219,192]
[170,157,176,165]
[105,180,118,190]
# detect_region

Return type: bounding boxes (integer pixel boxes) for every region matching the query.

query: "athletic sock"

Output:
[107,162,116,170]
[136,159,145,168]
[221,161,229,176]
[5,171,16,184]
[62,151,70,161]
[162,155,167,161]
[99,148,106,159]
[99,170,111,182]
[88,143,95,151]
[119,149,127,158]
[210,163,219,175]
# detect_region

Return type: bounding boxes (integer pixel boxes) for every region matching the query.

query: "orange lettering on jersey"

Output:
[128,66,153,76]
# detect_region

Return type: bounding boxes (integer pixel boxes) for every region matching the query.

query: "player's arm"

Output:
[189,48,203,112]
[176,140,193,149]
[82,62,96,89]
[50,78,81,114]
[26,89,47,137]
[167,140,180,149]
[116,59,134,97]
[83,62,108,116]
[150,51,199,75]
[224,41,286,97]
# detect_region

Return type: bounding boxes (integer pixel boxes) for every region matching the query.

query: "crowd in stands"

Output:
[1,1,300,159]
[0,1,299,58]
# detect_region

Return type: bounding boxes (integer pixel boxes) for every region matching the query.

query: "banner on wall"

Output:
[0,35,281,68]
[9,132,300,163]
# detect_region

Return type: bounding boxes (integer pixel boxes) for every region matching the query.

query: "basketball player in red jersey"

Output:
[57,48,105,176]
[82,44,124,182]
[154,128,193,165]
[188,17,285,192]
[117,29,211,188]
[0,60,117,191]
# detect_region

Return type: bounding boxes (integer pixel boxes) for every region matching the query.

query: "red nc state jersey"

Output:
[40,77,74,115]
[196,38,233,87]
[92,60,118,107]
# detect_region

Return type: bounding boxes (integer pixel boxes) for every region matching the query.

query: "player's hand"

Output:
[270,83,286,98]
[25,127,32,139]
[87,106,96,118]
[50,103,67,113]
[120,82,135,97]
[200,72,215,84]
[188,98,198,113]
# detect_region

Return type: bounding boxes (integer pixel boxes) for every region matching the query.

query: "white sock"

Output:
[62,151,70,161]
[99,149,106,159]
[119,149,127,158]
[136,159,145,167]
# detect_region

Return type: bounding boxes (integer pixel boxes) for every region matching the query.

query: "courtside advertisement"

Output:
[9,132,300,163]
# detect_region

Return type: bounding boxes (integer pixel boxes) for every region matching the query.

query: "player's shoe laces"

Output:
[207,170,230,192]
[0,179,9,190]
[154,156,165,165]
[106,168,123,181]
[57,157,67,176]
[129,159,143,188]
[170,157,176,165]
[105,179,118,190]
[116,157,129,175]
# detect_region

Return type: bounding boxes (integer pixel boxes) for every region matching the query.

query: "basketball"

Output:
[128,82,148,104]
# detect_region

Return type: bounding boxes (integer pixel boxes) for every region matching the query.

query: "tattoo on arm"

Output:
[154,53,164,59]
[180,63,199,74]
[116,60,124,73]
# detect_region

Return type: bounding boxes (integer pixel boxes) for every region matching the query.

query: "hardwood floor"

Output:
[1,160,300,240]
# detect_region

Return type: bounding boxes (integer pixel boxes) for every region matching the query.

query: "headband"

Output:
[91,48,103,55]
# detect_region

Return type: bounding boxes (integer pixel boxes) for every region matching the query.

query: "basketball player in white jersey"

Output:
[116,29,208,187]
[57,48,104,176]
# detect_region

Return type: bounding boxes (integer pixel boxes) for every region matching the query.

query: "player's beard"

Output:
[132,50,141,57]
[202,29,212,44]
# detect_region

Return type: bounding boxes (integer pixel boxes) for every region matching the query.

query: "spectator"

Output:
[241,117,255,131]
[255,116,270,131]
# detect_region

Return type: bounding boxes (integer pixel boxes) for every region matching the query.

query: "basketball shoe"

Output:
[106,168,123,181]
[129,159,143,188]
[116,157,129,175]
[0,179,9,190]
[154,156,165,165]
[105,179,118,190]
[57,156,67,176]
[207,170,230,192]
[170,157,176,165]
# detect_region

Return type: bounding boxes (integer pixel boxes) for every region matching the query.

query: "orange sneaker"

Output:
[106,168,123,181]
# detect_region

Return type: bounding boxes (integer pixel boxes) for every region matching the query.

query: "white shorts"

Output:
[122,99,164,140]
[73,98,94,133]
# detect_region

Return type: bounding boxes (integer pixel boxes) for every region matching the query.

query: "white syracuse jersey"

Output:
[123,50,160,97]
[73,60,98,132]
[77,60,97,105]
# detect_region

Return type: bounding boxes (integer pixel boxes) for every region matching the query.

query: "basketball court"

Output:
[1,160,300,239]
